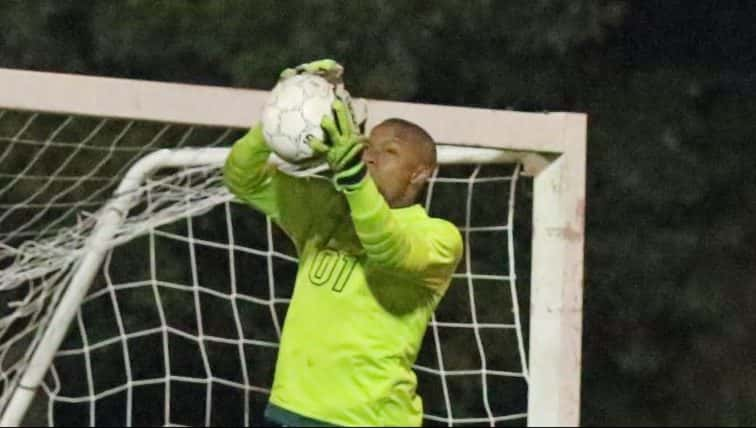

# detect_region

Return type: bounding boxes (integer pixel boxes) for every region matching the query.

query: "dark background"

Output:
[1,0,755,425]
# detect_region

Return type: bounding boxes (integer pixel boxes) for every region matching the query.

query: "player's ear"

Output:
[410,165,432,185]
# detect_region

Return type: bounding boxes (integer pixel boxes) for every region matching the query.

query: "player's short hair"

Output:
[376,118,437,169]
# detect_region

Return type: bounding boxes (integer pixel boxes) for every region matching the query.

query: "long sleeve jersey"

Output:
[223,127,463,427]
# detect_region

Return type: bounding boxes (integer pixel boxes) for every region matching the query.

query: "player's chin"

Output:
[371,177,392,200]
[380,186,405,207]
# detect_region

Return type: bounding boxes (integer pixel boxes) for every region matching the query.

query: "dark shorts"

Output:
[264,402,338,427]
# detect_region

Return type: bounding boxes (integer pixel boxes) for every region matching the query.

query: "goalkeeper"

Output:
[224,60,463,427]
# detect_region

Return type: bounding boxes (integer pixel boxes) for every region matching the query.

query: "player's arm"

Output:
[346,176,463,288]
[223,123,279,215]
[224,60,346,249]
[309,101,463,289]
[223,124,334,251]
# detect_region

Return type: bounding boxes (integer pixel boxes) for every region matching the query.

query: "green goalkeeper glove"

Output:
[308,99,368,192]
[279,59,344,84]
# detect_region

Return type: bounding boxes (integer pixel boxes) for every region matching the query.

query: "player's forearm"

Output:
[344,176,413,270]
[223,125,274,199]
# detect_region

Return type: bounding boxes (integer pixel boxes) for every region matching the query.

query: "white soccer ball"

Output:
[261,74,337,164]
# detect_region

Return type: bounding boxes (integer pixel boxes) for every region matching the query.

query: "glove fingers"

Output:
[296,59,330,72]
[321,115,340,143]
[306,136,330,154]
[331,100,354,138]
[293,59,344,83]
[333,139,365,170]
[279,68,296,81]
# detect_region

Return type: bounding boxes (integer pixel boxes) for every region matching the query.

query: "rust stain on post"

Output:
[546,225,583,242]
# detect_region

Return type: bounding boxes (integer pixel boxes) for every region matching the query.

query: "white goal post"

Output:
[0,68,586,426]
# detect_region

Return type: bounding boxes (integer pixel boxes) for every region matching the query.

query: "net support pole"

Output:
[0,148,229,426]
[0,203,126,427]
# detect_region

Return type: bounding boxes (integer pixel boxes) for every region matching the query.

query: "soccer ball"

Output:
[261,73,337,164]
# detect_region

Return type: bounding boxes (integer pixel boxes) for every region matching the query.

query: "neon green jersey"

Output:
[224,127,463,427]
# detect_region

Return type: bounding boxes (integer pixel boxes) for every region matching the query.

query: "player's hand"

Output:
[308,99,367,191]
[279,59,344,84]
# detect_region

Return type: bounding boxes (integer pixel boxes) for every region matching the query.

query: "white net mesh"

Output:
[0,110,533,426]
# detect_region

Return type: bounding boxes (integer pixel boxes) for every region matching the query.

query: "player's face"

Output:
[363,125,427,208]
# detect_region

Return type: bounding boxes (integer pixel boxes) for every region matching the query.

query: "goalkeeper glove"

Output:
[279,58,344,84]
[308,99,368,192]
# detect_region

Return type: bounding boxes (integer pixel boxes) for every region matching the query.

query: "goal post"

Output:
[0,68,586,426]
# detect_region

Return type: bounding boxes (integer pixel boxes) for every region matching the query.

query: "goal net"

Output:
[0,69,585,426]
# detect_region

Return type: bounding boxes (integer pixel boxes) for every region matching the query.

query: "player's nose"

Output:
[362,149,376,165]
